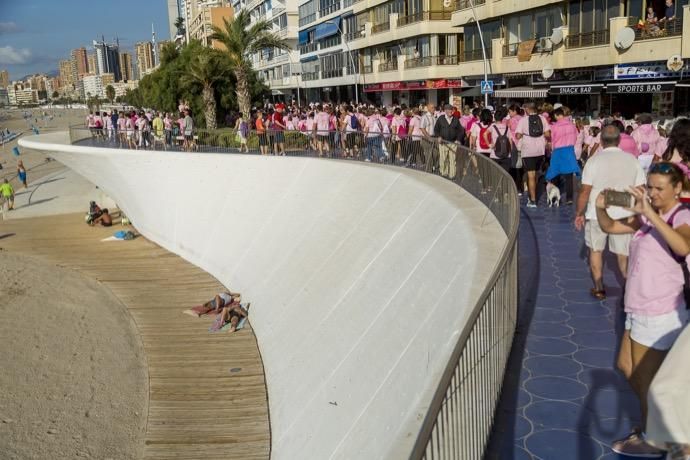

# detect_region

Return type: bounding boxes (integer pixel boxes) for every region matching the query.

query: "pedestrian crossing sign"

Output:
[480,80,494,94]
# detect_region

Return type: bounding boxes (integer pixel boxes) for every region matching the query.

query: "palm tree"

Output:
[210,10,290,118]
[174,16,185,36]
[105,85,115,104]
[180,49,229,130]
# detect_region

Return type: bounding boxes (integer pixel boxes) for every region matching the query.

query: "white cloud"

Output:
[0,46,32,65]
[0,22,21,35]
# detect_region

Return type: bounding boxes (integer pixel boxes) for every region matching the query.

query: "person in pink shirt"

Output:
[611,120,640,157]
[516,102,550,207]
[507,104,524,192]
[574,118,586,162]
[544,107,581,204]
[406,108,423,166]
[632,113,661,156]
[595,162,690,457]
[313,105,330,156]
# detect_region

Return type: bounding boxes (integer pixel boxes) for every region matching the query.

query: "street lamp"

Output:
[468,0,489,107]
[286,52,301,106]
[324,19,359,105]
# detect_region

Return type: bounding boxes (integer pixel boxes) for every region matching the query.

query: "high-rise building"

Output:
[167,0,184,40]
[82,74,105,99]
[0,70,9,89]
[135,41,155,77]
[87,52,97,75]
[71,47,89,78]
[59,59,74,88]
[93,38,122,81]
[237,0,299,101]
[188,1,233,49]
[119,52,134,82]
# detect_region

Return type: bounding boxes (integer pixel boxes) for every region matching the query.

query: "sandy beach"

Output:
[0,108,149,458]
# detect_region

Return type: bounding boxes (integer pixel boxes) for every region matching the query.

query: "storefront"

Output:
[604,81,676,118]
[548,83,604,115]
[363,79,464,107]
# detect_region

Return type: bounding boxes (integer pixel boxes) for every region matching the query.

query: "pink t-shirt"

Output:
[626,205,690,315]
[550,118,578,149]
[470,122,493,155]
[305,117,315,132]
[655,137,668,157]
[315,112,330,134]
[516,114,549,158]
[632,124,661,155]
[408,115,422,139]
[619,133,640,157]
[574,129,585,160]
[508,114,522,144]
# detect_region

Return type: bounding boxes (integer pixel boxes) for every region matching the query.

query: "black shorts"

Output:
[346,133,357,149]
[258,133,268,146]
[522,156,544,172]
[273,131,285,144]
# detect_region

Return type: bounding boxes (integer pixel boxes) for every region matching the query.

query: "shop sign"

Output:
[614,61,686,80]
[549,84,604,95]
[606,82,676,93]
[364,79,463,92]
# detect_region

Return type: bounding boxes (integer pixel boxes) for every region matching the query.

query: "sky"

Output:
[1,0,172,81]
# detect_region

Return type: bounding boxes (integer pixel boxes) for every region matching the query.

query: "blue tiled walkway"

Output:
[486,201,641,460]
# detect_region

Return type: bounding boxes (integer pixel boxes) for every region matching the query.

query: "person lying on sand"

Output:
[91,208,112,227]
[183,291,241,317]
[219,300,249,333]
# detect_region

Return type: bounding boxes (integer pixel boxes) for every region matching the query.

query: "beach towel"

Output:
[182,304,215,317]
[208,303,249,333]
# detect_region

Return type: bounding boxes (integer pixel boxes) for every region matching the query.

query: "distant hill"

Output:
[19,69,59,80]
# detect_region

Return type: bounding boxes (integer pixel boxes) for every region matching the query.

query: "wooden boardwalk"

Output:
[0,213,271,459]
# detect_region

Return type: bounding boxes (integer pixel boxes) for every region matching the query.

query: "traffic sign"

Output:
[480,80,494,94]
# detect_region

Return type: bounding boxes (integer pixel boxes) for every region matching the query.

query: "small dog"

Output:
[546,182,561,207]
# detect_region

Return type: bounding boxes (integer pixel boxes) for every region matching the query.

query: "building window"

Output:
[319,34,342,49]
[299,0,317,26]
[319,0,340,16]
[505,6,563,55]
[462,20,500,60]
[568,0,620,34]
[320,52,344,79]
[274,13,287,29]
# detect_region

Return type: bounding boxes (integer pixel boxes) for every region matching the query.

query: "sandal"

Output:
[590,288,606,300]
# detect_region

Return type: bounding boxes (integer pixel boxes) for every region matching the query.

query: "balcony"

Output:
[319,3,340,16]
[378,60,398,72]
[455,0,485,11]
[322,68,344,79]
[362,64,374,74]
[397,10,452,27]
[371,21,391,34]
[502,38,552,57]
[462,48,491,61]
[302,71,320,81]
[565,29,610,48]
[404,55,458,69]
[344,30,362,41]
[299,43,318,54]
[299,14,316,27]
[627,16,684,40]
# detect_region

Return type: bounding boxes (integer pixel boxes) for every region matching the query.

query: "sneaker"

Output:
[364,158,371,162]
[526,200,537,208]
[611,430,666,458]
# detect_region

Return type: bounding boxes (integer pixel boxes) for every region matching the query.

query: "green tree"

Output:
[51,90,59,99]
[210,10,289,117]
[105,85,115,104]
[180,49,230,130]
[174,16,185,36]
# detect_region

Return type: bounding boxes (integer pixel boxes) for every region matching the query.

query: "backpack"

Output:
[493,125,511,159]
[528,114,543,137]
[396,117,408,138]
[478,124,491,150]
[350,114,360,130]
[94,118,102,128]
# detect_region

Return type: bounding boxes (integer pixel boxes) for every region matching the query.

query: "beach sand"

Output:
[0,108,148,458]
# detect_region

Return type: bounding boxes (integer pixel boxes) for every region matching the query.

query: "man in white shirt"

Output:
[420,103,437,171]
[575,124,646,299]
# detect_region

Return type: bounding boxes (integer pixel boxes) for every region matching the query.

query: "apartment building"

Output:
[119,52,134,82]
[135,41,156,77]
[188,0,234,48]
[0,70,9,89]
[234,0,301,101]
[294,0,689,116]
[71,47,90,79]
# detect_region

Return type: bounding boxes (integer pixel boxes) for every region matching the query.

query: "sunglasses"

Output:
[648,162,677,175]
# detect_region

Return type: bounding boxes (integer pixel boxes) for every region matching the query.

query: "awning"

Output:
[298,29,309,45]
[677,81,690,88]
[314,17,340,41]
[300,55,318,63]
[493,86,548,98]
[458,86,481,97]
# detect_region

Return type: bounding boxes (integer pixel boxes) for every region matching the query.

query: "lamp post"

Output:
[325,20,359,105]
[286,52,301,106]
[468,0,489,107]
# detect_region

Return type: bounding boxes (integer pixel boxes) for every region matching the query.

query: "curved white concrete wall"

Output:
[20,133,506,459]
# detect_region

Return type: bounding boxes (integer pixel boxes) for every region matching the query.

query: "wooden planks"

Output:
[0,213,271,459]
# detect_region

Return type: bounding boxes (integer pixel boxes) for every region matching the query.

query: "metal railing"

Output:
[405,55,458,69]
[298,42,318,54]
[455,0,485,11]
[463,47,491,61]
[68,124,520,460]
[372,21,391,34]
[397,10,452,27]
[627,16,684,40]
[378,60,398,72]
[565,29,610,48]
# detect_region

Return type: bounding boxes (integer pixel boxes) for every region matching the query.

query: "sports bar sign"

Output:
[549,84,604,95]
[364,79,463,92]
[606,81,676,93]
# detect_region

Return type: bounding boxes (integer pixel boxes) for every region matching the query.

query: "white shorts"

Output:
[625,307,689,350]
[585,219,631,256]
